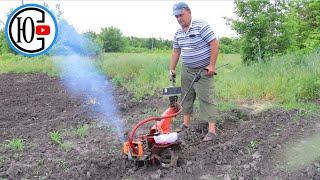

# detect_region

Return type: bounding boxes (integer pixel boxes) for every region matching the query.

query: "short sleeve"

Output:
[200,22,216,43]
[173,32,180,49]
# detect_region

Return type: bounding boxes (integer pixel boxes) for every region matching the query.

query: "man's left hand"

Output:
[205,65,216,77]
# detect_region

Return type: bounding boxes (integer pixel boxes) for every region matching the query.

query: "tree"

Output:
[230,0,319,63]
[290,0,320,52]
[99,27,125,52]
[232,0,268,62]
[0,30,13,54]
[83,31,103,55]
[219,37,240,54]
[231,0,291,63]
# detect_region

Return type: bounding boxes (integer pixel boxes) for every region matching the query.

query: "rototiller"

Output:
[122,69,202,167]
[122,64,227,167]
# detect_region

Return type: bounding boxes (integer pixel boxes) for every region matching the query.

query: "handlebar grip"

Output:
[204,68,217,75]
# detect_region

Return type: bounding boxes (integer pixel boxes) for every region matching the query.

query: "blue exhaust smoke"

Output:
[52,19,125,142]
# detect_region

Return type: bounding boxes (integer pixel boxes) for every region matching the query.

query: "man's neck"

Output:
[182,20,192,32]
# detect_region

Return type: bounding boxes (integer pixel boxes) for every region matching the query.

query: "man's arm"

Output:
[170,48,181,74]
[206,39,219,76]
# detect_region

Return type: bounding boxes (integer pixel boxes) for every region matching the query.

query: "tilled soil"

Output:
[0,73,319,179]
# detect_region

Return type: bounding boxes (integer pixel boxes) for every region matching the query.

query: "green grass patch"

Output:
[97,53,237,100]
[98,51,319,111]
[75,125,89,139]
[6,138,24,152]
[0,53,58,76]
[49,130,74,151]
[1,51,318,111]
[97,52,174,99]
[216,51,320,106]
[49,131,62,145]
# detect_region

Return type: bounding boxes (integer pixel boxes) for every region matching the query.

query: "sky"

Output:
[0,0,237,40]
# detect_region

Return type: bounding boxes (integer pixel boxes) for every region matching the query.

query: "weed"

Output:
[36,158,44,166]
[247,140,260,154]
[12,153,23,161]
[61,142,74,151]
[58,160,69,171]
[0,54,58,75]
[76,125,89,139]
[0,156,4,167]
[7,138,24,152]
[50,131,62,145]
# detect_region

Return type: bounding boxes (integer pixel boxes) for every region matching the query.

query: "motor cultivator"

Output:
[122,69,204,167]
[122,64,227,167]
[123,71,188,167]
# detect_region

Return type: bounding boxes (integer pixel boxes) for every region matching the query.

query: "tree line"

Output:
[0,26,240,55]
[1,0,318,62]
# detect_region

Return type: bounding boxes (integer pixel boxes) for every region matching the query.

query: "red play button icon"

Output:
[36,25,50,35]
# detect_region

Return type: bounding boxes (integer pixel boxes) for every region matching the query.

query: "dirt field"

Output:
[0,73,319,179]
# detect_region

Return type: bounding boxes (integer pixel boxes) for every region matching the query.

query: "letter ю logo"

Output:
[5,4,58,57]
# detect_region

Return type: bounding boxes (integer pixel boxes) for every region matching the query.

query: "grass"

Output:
[49,131,62,145]
[215,51,320,109]
[49,130,74,151]
[75,125,89,139]
[97,52,174,99]
[0,155,4,167]
[58,159,70,171]
[97,51,319,111]
[6,138,24,152]
[0,51,319,111]
[97,53,241,100]
[0,53,58,76]
[246,139,260,155]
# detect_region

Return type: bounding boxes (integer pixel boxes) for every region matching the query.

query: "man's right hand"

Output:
[169,69,176,82]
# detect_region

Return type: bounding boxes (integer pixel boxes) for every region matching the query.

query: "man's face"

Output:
[175,9,191,28]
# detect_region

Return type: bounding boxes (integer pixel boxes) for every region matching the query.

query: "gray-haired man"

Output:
[170,2,220,142]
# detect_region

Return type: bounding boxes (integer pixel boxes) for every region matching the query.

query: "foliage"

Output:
[0,53,58,76]
[123,36,172,51]
[97,28,172,53]
[82,30,103,55]
[219,37,240,54]
[288,0,320,52]
[98,52,318,111]
[97,53,172,99]
[231,0,320,63]
[50,131,62,145]
[7,138,24,152]
[99,26,125,52]
[1,51,319,112]
[75,125,89,139]
[215,50,320,105]
[0,30,13,55]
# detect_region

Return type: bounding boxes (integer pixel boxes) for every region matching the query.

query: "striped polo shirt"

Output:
[173,20,216,68]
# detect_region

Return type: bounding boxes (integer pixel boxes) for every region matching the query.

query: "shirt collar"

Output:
[186,20,193,33]
[180,19,193,34]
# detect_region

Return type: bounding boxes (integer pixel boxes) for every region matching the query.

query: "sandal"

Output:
[175,124,189,133]
[202,132,217,142]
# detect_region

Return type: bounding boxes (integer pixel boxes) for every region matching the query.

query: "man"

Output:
[170,2,219,142]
